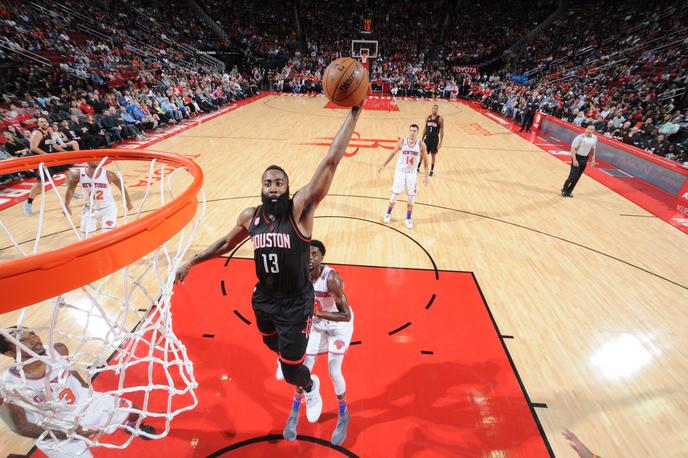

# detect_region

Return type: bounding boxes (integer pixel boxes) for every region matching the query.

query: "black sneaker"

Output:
[429,171,434,177]
[139,424,157,440]
[564,193,573,198]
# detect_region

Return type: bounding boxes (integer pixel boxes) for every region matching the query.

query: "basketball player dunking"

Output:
[281,240,353,445]
[421,104,443,176]
[175,101,365,431]
[379,124,430,229]
[64,162,133,238]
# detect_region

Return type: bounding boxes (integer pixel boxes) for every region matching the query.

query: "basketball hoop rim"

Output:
[0,149,204,314]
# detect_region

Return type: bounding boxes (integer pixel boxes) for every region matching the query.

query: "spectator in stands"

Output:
[100,108,124,143]
[58,119,83,148]
[649,133,670,157]
[81,114,107,149]
[659,115,681,140]
[622,126,641,147]
[118,106,148,136]
[3,130,31,157]
[573,110,586,126]
[49,122,80,151]
[161,97,182,122]
[69,101,86,121]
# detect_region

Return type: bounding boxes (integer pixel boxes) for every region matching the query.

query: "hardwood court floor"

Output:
[1,94,687,457]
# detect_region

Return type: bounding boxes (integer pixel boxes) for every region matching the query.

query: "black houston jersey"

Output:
[425,115,440,138]
[37,129,55,152]
[249,201,311,297]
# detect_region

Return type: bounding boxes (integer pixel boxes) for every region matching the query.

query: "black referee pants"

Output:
[562,154,589,195]
[520,111,534,132]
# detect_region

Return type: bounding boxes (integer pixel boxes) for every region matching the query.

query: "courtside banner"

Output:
[539,114,688,196]
[676,180,688,215]
[453,65,479,75]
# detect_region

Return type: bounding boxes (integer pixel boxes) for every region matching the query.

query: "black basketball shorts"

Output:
[424,136,439,154]
[252,285,314,365]
[34,164,74,178]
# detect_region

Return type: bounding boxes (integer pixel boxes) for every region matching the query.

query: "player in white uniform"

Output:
[0,327,155,458]
[280,240,353,445]
[64,162,133,238]
[378,124,430,229]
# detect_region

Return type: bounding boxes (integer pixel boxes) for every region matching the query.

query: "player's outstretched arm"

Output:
[108,171,134,211]
[175,207,255,283]
[293,103,364,214]
[378,140,402,173]
[63,172,80,215]
[316,270,352,322]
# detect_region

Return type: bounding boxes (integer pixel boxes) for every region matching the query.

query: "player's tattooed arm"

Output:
[316,271,352,322]
[175,207,254,283]
[378,140,402,173]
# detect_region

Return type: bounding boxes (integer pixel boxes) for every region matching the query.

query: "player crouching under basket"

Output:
[0,327,155,458]
[64,161,133,238]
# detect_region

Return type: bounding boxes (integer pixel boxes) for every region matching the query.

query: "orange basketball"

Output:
[322,57,369,107]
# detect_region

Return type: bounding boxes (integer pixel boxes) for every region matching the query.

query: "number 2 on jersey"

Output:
[262,253,279,273]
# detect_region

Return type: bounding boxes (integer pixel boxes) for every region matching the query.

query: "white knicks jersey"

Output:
[1,350,92,430]
[313,265,337,314]
[395,137,422,173]
[79,168,115,210]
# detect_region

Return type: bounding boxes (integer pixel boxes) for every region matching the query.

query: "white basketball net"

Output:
[0,156,204,455]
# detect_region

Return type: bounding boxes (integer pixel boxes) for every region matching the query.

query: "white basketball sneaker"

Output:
[405,218,413,229]
[383,213,391,224]
[304,375,322,423]
[276,358,284,381]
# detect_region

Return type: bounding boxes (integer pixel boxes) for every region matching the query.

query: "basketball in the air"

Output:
[323,57,369,107]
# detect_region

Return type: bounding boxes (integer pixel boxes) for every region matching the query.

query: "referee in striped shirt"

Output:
[561,125,597,197]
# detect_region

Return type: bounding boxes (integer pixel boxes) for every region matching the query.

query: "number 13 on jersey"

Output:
[262,253,279,273]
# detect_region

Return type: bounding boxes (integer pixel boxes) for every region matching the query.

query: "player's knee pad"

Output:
[261,333,279,353]
[389,193,399,204]
[407,194,416,205]
[327,353,346,396]
[281,361,310,387]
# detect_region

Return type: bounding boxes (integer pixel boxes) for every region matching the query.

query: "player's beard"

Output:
[261,188,290,218]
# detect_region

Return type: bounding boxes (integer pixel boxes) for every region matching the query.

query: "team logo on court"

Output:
[300,131,398,158]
